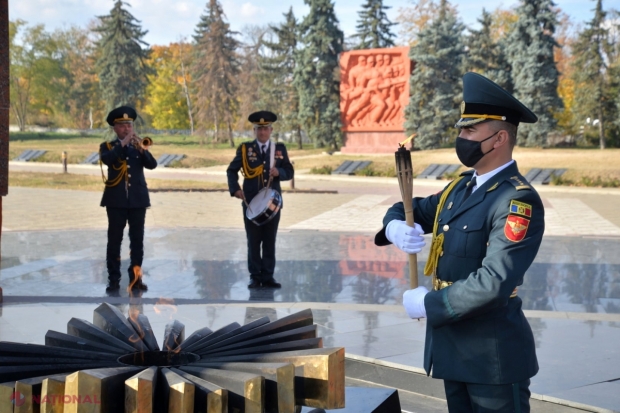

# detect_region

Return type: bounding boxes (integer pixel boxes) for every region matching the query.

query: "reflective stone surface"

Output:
[2,228,620,314]
[2,227,620,411]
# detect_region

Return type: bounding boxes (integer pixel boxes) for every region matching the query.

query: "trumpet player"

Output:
[100,106,157,294]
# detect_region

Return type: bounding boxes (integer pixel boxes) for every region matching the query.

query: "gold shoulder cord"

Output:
[241,144,264,179]
[423,176,465,279]
[99,142,128,187]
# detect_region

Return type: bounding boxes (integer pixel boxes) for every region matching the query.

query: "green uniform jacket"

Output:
[375,162,544,384]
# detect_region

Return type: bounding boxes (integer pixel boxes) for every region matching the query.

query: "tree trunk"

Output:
[180,60,194,135]
[297,125,302,149]
[598,106,605,150]
[213,112,219,148]
[227,121,234,148]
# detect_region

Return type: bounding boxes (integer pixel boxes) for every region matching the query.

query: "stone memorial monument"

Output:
[339,47,412,153]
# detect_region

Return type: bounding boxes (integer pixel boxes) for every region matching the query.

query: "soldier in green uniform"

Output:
[227,111,294,289]
[375,72,545,412]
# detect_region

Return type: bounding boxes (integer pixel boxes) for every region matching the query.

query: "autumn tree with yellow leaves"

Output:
[143,42,193,131]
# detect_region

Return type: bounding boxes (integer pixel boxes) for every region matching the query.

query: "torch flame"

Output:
[399,133,416,148]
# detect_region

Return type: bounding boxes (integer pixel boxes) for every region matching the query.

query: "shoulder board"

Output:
[508,175,531,191]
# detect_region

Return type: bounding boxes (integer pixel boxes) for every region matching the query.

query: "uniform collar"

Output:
[255,139,270,149]
[471,160,514,193]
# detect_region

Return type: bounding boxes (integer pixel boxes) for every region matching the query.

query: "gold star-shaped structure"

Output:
[0,304,344,413]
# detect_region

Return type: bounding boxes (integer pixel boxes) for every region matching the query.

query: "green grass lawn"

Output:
[8,132,620,188]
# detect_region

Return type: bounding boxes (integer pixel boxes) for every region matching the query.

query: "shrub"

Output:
[310,165,333,174]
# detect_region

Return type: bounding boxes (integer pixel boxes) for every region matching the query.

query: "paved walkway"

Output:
[5,161,620,236]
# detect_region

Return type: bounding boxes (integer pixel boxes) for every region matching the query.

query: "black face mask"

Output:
[455,131,499,167]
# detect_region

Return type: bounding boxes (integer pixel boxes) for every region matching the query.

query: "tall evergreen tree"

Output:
[192,0,240,147]
[506,0,563,147]
[95,0,150,111]
[294,0,344,149]
[466,9,513,92]
[572,0,614,149]
[260,8,303,148]
[353,0,396,49]
[403,0,465,150]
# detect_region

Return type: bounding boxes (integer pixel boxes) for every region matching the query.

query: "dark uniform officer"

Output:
[100,106,157,293]
[375,73,545,412]
[227,111,294,289]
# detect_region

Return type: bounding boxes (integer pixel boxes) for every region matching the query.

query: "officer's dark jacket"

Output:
[99,139,158,208]
[227,140,294,206]
[376,162,544,385]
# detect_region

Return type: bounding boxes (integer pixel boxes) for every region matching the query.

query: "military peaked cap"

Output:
[106,106,137,126]
[248,111,277,126]
[455,72,538,128]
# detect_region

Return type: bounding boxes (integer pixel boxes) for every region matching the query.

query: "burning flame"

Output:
[166,334,183,355]
[399,133,416,148]
[154,297,178,319]
[127,265,143,292]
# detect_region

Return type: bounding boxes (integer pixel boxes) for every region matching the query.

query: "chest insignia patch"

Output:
[505,215,530,242]
[509,200,532,217]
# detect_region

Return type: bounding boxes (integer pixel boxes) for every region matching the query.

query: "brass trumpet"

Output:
[129,134,153,149]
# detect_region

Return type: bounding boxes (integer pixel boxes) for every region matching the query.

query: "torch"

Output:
[395,134,418,289]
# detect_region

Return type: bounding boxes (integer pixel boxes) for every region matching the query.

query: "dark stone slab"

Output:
[82,152,100,164]
[182,322,241,352]
[345,357,445,400]
[163,319,184,351]
[300,387,401,413]
[67,317,138,352]
[45,330,128,354]
[195,309,314,355]
[198,325,317,356]
[196,337,322,358]
[129,313,160,351]
[175,326,212,351]
[93,303,148,352]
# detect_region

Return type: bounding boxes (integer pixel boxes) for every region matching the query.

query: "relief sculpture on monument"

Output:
[340,47,412,132]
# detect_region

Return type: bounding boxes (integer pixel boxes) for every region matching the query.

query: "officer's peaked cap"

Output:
[455,72,537,128]
[249,111,277,126]
[106,106,137,126]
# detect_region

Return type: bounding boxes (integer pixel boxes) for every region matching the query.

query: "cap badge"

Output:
[260,118,264,123]
[123,113,128,119]
[460,101,466,115]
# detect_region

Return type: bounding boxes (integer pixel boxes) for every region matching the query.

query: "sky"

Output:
[8,0,600,46]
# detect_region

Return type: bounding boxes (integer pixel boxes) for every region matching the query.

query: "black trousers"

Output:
[106,207,146,283]
[443,379,531,413]
[243,206,280,282]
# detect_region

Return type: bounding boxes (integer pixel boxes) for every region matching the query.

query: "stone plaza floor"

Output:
[1,162,620,412]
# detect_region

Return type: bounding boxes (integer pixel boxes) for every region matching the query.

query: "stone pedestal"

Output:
[341,132,405,154]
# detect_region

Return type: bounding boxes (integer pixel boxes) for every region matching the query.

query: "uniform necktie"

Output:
[463,176,477,202]
[261,144,267,157]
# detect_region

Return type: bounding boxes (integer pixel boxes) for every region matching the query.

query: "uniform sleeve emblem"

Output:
[505,215,530,242]
[509,200,532,217]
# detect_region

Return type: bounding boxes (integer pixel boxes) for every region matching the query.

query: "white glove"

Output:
[403,286,429,319]
[385,220,426,254]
